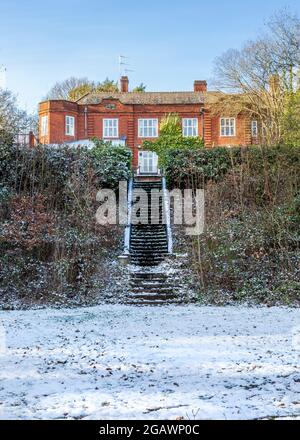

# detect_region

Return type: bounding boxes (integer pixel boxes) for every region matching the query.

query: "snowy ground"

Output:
[0,305,299,420]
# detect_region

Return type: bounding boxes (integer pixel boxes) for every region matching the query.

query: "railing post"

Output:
[124,178,133,255]
[29,131,35,148]
[162,176,173,254]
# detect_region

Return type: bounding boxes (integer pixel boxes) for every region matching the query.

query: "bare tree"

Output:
[268,10,300,77]
[212,9,300,145]
[45,77,93,100]
[0,88,32,143]
[45,77,119,101]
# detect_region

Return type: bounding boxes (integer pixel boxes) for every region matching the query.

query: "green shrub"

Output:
[0,185,11,205]
[142,113,204,167]
[0,140,130,308]
[288,193,300,229]
[89,139,132,187]
[0,142,132,207]
[159,113,182,137]
[180,145,300,305]
[164,145,300,193]
[164,146,236,188]
[193,208,300,305]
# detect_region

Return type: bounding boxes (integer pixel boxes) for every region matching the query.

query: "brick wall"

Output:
[39,98,253,167]
[39,100,78,144]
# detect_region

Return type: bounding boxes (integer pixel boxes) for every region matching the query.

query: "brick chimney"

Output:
[194,80,207,93]
[120,76,129,93]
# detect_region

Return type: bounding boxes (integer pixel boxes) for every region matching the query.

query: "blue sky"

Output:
[1,0,300,112]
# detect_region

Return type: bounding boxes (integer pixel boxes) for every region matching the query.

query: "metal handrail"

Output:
[124,178,133,255]
[162,176,173,254]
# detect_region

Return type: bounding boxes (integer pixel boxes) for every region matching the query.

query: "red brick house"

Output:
[38,77,258,171]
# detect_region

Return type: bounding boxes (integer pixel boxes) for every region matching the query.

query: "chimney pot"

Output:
[120,76,129,93]
[194,80,207,93]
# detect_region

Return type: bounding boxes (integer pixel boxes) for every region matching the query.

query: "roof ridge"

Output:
[84,91,202,95]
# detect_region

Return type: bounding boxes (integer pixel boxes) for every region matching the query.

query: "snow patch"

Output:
[0,319,6,355]
[0,305,299,420]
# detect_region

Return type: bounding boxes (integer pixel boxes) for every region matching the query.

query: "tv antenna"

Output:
[0,65,7,88]
[125,68,135,74]
[118,55,134,76]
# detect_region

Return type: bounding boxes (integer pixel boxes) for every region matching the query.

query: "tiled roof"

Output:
[76,91,206,105]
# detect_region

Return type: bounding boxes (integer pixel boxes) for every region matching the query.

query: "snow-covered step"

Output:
[132,225,164,229]
[130,259,165,266]
[131,232,166,236]
[131,234,166,237]
[131,249,168,254]
[130,259,166,264]
[131,243,168,248]
[130,283,173,291]
[130,293,175,300]
[131,237,166,240]
[130,283,169,288]
[130,254,165,260]
[125,299,180,306]
[130,291,174,297]
[131,274,167,281]
[131,238,167,242]
[131,239,168,244]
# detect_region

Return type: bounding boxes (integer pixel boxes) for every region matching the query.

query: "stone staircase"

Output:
[130,179,167,267]
[127,178,176,305]
[128,272,176,305]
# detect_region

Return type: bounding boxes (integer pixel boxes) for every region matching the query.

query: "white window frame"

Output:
[220,117,236,137]
[65,115,75,136]
[251,120,258,137]
[139,151,159,174]
[182,118,198,137]
[138,119,158,138]
[103,118,119,138]
[41,115,48,136]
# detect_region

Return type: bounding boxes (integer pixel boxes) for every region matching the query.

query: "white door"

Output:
[138,151,158,174]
